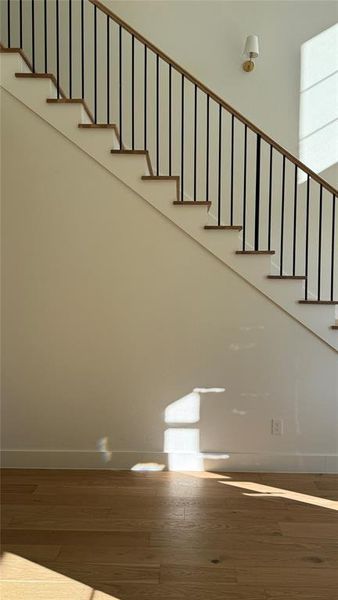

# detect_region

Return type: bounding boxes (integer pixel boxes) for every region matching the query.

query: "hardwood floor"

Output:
[1,470,337,599]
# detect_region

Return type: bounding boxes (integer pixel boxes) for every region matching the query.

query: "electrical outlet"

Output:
[271,418,283,435]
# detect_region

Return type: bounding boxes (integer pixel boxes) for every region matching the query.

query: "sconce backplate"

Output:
[243,60,255,72]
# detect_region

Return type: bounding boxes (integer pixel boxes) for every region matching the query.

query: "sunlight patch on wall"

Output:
[165,392,200,423]
[164,428,200,453]
[299,24,338,178]
[96,437,112,463]
[164,387,226,472]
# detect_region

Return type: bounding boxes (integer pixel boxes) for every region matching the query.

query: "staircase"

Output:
[1,0,337,351]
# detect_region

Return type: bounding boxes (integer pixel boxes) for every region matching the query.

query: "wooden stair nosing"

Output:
[204,225,242,231]
[173,200,211,207]
[299,300,338,305]
[46,98,94,123]
[16,72,53,78]
[142,175,179,181]
[78,123,117,129]
[110,149,153,175]
[268,275,306,280]
[331,325,338,329]
[236,250,275,255]
[15,71,67,99]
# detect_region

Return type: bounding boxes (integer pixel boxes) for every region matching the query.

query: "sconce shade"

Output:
[244,35,259,58]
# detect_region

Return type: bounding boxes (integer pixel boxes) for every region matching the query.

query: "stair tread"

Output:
[268,275,306,280]
[299,300,338,305]
[79,123,117,129]
[236,250,275,255]
[173,201,211,206]
[204,225,242,231]
[16,72,53,78]
[142,175,179,180]
[111,149,148,154]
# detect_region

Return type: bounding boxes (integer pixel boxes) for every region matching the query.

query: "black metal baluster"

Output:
[331,195,336,301]
[280,156,286,275]
[81,0,84,99]
[31,0,35,72]
[156,54,160,174]
[69,0,72,98]
[131,35,135,149]
[7,0,11,47]
[268,146,273,251]
[206,94,210,202]
[292,165,298,275]
[218,105,222,225]
[94,5,97,122]
[254,134,261,250]
[119,25,122,146]
[181,74,184,201]
[144,45,147,150]
[106,16,110,124]
[304,175,310,300]
[230,114,234,225]
[44,0,47,73]
[56,0,59,97]
[317,185,323,300]
[242,125,248,250]
[168,64,172,175]
[193,85,197,201]
[19,0,23,48]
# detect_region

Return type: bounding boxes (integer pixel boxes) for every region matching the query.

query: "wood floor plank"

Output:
[1,484,37,494]
[35,562,160,585]
[280,523,338,539]
[159,564,236,583]
[265,589,338,599]
[2,530,151,547]
[237,566,338,587]
[98,583,267,600]
[1,469,337,600]
[55,540,338,567]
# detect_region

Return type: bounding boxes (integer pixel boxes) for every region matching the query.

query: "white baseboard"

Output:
[1,450,337,473]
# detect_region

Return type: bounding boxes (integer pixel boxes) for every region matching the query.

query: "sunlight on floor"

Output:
[183,470,231,479]
[0,552,119,599]
[219,480,338,511]
[131,462,165,471]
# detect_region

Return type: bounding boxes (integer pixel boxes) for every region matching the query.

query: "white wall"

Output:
[106,0,338,186]
[1,90,337,471]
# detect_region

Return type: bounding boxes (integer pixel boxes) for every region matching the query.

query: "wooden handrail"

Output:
[90,0,337,197]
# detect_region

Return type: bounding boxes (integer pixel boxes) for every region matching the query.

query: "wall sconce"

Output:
[243,35,259,72]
